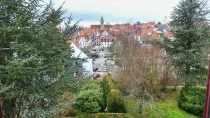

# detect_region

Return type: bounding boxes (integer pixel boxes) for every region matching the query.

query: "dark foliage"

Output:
[101,75,127,113]
[156,0,210,85]
[178,87,205,116]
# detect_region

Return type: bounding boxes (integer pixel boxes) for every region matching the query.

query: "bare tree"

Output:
[114,34,176,115]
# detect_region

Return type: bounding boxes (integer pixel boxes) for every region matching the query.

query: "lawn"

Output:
[125,89,198,118]
[124,99,141,118]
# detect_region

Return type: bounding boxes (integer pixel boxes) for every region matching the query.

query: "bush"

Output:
[57,93,76,117]
[74,81,104,116]
[178,87,206,116]
[102,75,127,113]
[74,113,133,118]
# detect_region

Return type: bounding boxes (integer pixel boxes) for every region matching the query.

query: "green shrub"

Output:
[83,81,101,90]
[74,81,104,115]
[74,113,133,118]
[102,75,127,113]
[107,90,126,113]
[178,87,206,116]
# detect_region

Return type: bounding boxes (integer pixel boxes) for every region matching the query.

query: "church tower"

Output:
[100,16,104,31]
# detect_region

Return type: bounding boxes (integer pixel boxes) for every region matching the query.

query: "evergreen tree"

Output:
[157,0,210,85]
[0,0,87,117]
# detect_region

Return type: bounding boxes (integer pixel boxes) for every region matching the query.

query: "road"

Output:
[92,48,120,79]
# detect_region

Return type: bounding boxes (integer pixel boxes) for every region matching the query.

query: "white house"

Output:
[93,37,114,48]
[92,38,101,48]
[70,42,93,76]
[79,37,88,48]
[100,38,114,48]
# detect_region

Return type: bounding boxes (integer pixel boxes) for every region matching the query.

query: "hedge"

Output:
[101,75,127,113]
[178,87,206,117]
[74,81,104,116]
[74,113,133,118]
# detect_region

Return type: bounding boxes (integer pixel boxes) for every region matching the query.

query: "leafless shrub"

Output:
[114,34,176,115]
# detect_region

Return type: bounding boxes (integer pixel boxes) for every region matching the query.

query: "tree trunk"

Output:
[185,66,191,86]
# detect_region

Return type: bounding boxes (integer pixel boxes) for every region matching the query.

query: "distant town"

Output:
[61,17,174,78]
[65,17,174,49]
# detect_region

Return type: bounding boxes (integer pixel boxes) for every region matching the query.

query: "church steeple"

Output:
[100,16,104,31]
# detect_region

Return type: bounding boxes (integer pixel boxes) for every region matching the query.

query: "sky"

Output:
[47,0,180,26]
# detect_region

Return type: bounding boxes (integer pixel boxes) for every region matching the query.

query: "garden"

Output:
[57,70,207,118]
[57,75,132,118]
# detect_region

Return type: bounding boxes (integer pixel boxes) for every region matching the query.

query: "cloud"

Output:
[46,0,180,23]
[69,11,126,21]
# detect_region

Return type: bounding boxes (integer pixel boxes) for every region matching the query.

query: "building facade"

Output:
[70,42,93,76]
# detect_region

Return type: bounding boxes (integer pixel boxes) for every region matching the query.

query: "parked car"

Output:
[93,68,98,72]
[103,69,107,72]
[97,68,102,72]
[92,49,96,51]
[93,74,100,79]
[111,62,115,66]
[92,54,99,59]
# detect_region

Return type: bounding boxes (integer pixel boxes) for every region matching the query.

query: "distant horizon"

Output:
[70,19,170,27]
[68,12,171,26]
[49,0,178,27]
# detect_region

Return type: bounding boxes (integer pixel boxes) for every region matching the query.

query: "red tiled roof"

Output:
[90,25,113,30]
[79,28,97,37]
[141,27,154,34]
[115,24,121,26]
[148,22,156,25]
[140,32,148,39]
[91,25,100,30]
[110,29,121,35]
[150,32,159,39]
[164,31,174,38]
[140,22,156,29]
[114,24,121,29]
[66,38,80,46]
[135,25,142,28]
[123,25,134,33]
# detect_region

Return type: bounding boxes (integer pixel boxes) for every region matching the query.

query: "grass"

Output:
[125,88,198,118]
[124,99,142,118]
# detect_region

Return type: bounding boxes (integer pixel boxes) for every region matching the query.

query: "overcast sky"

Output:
[47,0,180,26]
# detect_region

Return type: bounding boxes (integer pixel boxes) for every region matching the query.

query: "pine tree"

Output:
[0,0,87,117]
[157,0,210,85]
